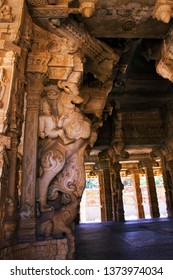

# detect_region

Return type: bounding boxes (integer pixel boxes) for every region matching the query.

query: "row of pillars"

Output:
[98,159,160,222]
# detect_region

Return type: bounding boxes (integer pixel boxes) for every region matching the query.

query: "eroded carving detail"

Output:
[153,0,173,23]
[0,0,12,22]
[0,135,10,174]
[156,29,173,82]
[49,19,119,82]
[0,68,8,108]
[0,135,13,241]
[38,84,90,212]
[28,0,98,19]
[0,239,68,260]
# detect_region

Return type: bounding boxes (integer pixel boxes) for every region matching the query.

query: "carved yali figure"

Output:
[38,82,91,258]
[38,84,91,213]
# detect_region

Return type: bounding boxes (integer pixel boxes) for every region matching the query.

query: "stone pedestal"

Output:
[0,239,68,260]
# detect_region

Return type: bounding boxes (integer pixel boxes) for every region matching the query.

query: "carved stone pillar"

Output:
[112,162,125,222]
[131,169,145,219]
[157,102,173,216]
[6,77,24,240]
[0,0,32,246]
[1,135,18,244]
[0,135,11,241]
[110,168,116,220]
[143,160,160,218]
[160,156,173,217]
[99,159,113,221]
[97,170,107,221]
[18,73,44,242]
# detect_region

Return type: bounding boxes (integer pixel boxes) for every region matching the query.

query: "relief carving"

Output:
[48,38,83,84]
[156,29,173,83]
[37,81,91,258]
[0,0,12,22]
[0,135,12,240]
[48,19,119,83]
[28,0,47,5]
[28,0,98,19]
[27,52,51,73]
[0,135,10,179]
[38,84,90,212]
[2,197,16,240]
[0,68,8,108]
[153,0,173,23]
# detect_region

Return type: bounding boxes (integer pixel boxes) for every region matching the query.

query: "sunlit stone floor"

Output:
[75,218,173,260]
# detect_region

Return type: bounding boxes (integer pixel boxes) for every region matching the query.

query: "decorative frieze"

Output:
[27,0,98,19]
[27,52,51,73]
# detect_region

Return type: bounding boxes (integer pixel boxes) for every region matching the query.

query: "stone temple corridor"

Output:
[2,1,173,260]
[75,218,173,260]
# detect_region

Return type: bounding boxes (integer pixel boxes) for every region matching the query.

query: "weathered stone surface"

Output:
[0,239,68,260]
[153,0,173,23]
[1,0,173,261]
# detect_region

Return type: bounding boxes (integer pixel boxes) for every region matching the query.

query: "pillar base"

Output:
[116,209,125,222]
[0,238,68,260]
[17,218,37,242]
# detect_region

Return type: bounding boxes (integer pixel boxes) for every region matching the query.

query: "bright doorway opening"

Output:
[80,177,101,223]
